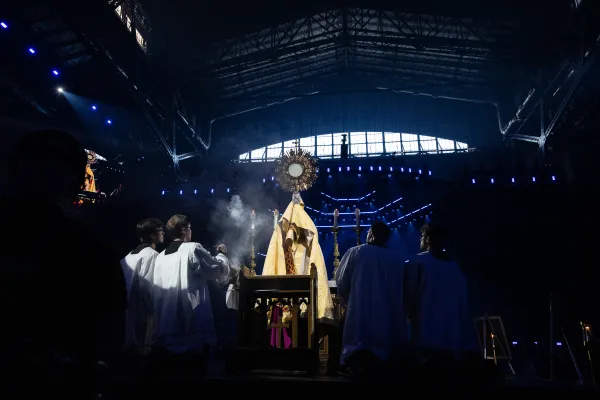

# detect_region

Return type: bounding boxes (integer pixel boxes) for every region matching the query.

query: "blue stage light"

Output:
[1,22,8,29]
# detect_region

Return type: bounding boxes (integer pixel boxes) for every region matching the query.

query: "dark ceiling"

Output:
[140,0,576,115]
[1,0,597,178]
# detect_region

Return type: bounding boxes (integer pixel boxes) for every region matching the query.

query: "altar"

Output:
[231,264,322,374]
[230,146,345,374]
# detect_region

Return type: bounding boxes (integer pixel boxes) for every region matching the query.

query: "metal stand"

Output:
[549,293,554,381]
[483,314,516,375]
[331,227,340,277]
[249,230,256,275]
[581,322,596,388]
[353,226,362,245]
[247,211,257,276]
[561,327,584,385]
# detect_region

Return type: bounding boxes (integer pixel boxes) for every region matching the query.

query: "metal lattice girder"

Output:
[192,8,519,105]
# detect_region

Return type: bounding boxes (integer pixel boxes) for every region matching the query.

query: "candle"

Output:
[355,208,361,227]
[251,210,256,230]
[273,209,279,230]
[333,209,339,228]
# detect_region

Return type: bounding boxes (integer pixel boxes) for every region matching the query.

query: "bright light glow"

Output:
[179,190,183,195]
[194,189,197,194]
[28,48,35,54]
[57,87,64,93]
[161,190,165,195]
[210,189,214,194]
[239,131,471,162]
[106,119,112,124]
[1,22,8,29]
[52,70,59,76]
[91,105,97,110]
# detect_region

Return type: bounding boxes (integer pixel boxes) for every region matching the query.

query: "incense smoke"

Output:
[212,194,271,269]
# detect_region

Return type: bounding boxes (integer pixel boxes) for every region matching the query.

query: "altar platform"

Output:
[110,370,598,398]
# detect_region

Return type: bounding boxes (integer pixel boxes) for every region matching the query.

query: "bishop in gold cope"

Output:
[262,192,334,322]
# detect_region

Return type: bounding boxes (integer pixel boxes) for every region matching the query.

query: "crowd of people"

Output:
[0,130,485,396]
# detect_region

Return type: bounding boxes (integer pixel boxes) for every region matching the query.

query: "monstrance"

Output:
[274,147,318,194]
[86,150,98,165]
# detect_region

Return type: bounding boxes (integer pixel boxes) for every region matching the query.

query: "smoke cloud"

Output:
[211,194,272,269]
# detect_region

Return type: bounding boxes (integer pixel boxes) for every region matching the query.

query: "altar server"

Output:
[152,214,230,355]
[215,244,240,351]
[120,218,164,354]
[335,221,410,368]
[215,244,241,310]
[404,223,478,362]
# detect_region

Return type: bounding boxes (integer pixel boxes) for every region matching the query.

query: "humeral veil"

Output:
[262,193,334,322]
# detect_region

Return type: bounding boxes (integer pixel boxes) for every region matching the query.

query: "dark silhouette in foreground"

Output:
[0,130,126,396]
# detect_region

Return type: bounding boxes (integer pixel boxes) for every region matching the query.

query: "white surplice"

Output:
[404,251,478,360]
[216,253,240,310]
[335,244,410,365]
[152,241,229,354]
[120,244,158,351]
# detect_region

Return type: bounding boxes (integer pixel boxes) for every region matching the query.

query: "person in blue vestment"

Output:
[404,223,478,364]
[335,221,410,372]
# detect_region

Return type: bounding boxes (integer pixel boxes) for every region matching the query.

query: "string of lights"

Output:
[160,164,435,196]
[471,175,557,184]
[305,196,402,216]
[313,203,431,229]
[320,190,376,202]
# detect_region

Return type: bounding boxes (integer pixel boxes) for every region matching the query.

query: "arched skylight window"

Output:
[239,132,468,162]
